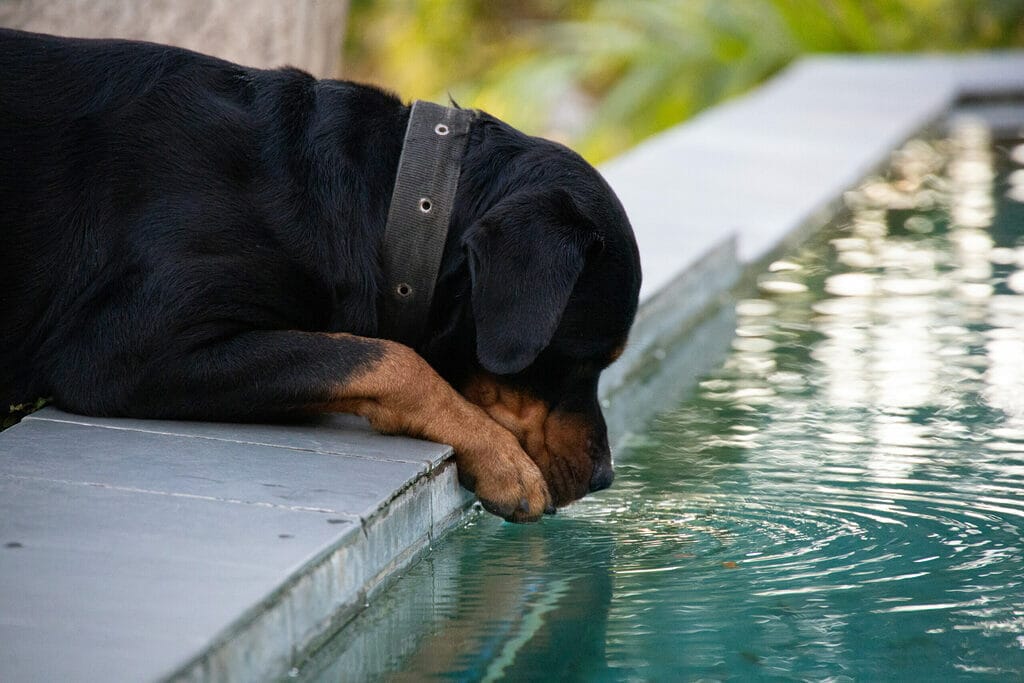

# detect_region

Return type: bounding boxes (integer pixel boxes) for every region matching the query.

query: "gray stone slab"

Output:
[0,417,471,682]
[176,462,470,683]
[600,52,1024,304]
[28,407,451,469]
[2,418,424,520]
[0,475,357,683]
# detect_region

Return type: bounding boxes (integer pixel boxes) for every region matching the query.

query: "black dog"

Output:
[0,29,640,522]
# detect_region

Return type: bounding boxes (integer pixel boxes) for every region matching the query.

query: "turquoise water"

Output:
[300,121,1024,681]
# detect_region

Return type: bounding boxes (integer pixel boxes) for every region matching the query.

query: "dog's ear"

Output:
[465,189,596,375]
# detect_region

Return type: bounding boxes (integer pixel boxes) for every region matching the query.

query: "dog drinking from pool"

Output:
[0,29,641,523]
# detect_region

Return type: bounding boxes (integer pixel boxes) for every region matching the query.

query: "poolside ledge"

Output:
[2,52,1024,682]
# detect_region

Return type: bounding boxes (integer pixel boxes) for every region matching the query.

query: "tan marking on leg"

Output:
[462,372,595,507]
[325,336,550,522]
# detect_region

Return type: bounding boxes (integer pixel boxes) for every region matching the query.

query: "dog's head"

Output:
[427,113,641,509]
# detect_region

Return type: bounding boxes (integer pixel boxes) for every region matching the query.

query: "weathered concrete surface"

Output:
[0,411,470,681]
[601,52,1024,305]
[2,52,1024,682]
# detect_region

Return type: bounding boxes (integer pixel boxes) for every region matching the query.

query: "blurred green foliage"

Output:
[345,1,1024,162]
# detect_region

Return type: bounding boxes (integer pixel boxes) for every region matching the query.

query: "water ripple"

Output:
[562,125,1024,679]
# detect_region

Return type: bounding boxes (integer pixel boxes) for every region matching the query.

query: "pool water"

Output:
[299,120,1024,681]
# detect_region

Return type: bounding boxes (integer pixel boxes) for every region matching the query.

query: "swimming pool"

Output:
[298,117,1024,680]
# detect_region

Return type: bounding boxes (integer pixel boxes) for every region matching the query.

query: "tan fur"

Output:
[463,373,593,506]
[322,334,551,522]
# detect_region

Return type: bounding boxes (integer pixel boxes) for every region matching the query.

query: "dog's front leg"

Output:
[322,334,553,522]
[125,331,552,523]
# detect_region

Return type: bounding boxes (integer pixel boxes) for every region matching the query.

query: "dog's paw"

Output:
[457,434,552,523]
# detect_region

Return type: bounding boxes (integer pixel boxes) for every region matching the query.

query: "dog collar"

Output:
[379,100,475,346]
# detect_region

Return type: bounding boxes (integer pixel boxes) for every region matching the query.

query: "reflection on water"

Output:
[299,121,1024,680]
[298,521,617,681]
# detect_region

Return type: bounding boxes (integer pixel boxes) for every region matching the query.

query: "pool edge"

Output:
[163,461,474,683]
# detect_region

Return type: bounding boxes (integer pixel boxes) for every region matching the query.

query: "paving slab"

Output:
[0,474,359,682]
[27,409,450,469]
[3,418,424,519]
[601,52,1024,303]
[0,415,468,682]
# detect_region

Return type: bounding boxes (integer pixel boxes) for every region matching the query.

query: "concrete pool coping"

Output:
[2,52,1023,682]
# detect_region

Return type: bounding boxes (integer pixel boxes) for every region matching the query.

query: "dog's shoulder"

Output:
[0,31,407,397]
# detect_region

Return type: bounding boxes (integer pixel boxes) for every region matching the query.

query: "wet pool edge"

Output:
[2,52,1023,683]
[172,459,472,683]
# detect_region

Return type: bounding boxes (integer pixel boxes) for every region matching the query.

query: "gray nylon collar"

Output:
[379,100,475,346]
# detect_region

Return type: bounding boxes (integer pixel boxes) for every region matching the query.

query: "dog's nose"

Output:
[589,461,615,492]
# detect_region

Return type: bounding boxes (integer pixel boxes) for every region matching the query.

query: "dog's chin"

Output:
[537,410,602,508]
[537,457,592,508]
[461,373,601,507]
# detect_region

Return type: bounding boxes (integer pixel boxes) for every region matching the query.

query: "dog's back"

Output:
[2,30,240,401]
[1,30,390,408]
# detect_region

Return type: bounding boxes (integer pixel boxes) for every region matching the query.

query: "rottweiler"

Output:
[0,29,641,523]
